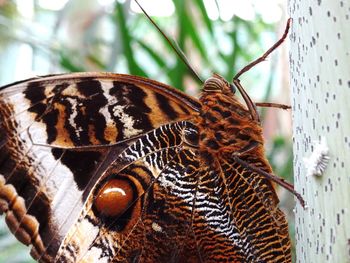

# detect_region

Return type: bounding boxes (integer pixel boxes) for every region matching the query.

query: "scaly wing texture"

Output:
[0,73,200,262]
[0,72,291,262]
[56,120,291,262]
[55,121,202,262]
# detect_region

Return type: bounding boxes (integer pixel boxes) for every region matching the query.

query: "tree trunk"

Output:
[289,1,350,262]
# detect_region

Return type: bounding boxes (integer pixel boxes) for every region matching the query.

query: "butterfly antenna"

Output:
[233,18,292,80]
[134,0,203,84]
[231,19,292,121]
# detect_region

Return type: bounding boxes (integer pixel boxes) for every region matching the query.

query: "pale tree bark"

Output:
[289,0,350,262]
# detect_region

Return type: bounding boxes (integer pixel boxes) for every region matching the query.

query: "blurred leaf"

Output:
[0,1,19,48]
[59,51,86,72]
[114,1,146,77]
[87,53,107,70]
[267,136,294,181]
[223,26,239,79]
[136,39,168,69]
[170,0,187,90]
[194,0,214,36]
[182,9,208,65]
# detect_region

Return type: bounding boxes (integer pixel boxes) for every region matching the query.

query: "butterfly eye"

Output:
[94,179,134,218]
[230,83,237,94]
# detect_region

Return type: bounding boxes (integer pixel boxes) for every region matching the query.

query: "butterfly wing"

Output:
[0,73,200,262]
[209,158,291,262]
[55,121,202,262]
[0,72,291,262]
[54,121,291,263]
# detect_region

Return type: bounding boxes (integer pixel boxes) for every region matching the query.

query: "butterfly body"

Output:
[0,73,291,262]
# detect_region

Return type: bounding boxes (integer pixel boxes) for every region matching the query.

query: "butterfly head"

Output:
[203,73,260,122]
[203,73,236,94]
[199,73,264,158]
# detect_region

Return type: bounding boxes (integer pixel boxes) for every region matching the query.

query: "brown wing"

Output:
[0,72,200,148]
[53,120,291,263]
[0,72,291,263]
[0,73,200,262]
[54,121,202,262]
[209,157,291,262]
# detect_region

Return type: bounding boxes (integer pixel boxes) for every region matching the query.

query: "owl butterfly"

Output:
[0,3,303,262]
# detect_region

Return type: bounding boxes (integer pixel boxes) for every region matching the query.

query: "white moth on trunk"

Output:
[303,137,330,177]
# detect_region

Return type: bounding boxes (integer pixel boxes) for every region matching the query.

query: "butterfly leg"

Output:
[232,154,306,208]
[232,79,260,122]
[230,138,305,209]
[255,102,291,110]
[231,139,306,208]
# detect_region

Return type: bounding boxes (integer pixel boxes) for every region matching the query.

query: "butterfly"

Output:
[0,9,303,263]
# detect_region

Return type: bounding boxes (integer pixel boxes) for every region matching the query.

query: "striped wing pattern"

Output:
[0,73,291,262]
